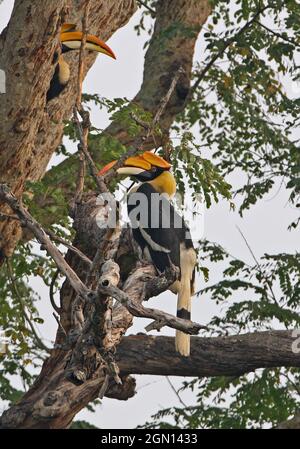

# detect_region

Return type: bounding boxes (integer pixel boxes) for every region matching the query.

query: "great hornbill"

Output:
[47,23,116,102]
[99,151,197,356]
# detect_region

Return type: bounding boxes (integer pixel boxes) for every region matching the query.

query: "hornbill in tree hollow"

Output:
[99,151,197,356]
[47,23,116,102]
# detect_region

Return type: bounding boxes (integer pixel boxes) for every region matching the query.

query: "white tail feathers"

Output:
[175,330,190,357]
[175,278,191,357]
[175,245,196,357]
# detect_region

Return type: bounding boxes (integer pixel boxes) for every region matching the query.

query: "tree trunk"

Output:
[0,0,137,261]
[0,0,215,429]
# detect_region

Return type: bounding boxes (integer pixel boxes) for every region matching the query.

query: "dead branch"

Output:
[49,269,62,314]
[98,271,206,335]
[117,331,300,377]
[45,228,92,266]
[0,184,91,302]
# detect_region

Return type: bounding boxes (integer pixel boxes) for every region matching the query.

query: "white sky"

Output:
[0,0,299,429]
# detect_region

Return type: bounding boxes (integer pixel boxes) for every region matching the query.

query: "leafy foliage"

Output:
[143,369,300,429]
[142,242,300,429]
[71,420,99,429]
[140,0,300,429]
[0,243,51,403]
[180,0,300,222]
[0,0,299,430]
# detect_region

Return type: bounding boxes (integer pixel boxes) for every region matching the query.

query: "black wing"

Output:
[127,182,193,273]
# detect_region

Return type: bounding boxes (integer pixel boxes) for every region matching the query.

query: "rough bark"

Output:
[277,412,300,429]
[0,256,156,428]
[29,0,212,227]
[1,330,299,429]
[0,0,137,260]
[117,331,300,377]
[0,0,297,430]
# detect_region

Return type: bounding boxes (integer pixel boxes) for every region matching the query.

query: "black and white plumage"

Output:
[99,152,197,356]
[47,23,116,102]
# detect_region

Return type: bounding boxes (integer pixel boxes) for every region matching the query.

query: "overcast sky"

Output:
[0,0,299,429]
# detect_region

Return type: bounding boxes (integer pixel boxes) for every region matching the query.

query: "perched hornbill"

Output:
[99,151,197,356]
[47,23,116,102]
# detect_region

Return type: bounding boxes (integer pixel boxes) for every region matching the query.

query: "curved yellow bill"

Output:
[61,31,116,59]
[142,151,171,169]
[97,151,171,177]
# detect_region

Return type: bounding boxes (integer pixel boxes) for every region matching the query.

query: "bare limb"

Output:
[0,184,91,302]
[117,331,300,377]
[6,259,50,353]
[45,228,92,266]
[98,282,206,335]
[49,270,62,314]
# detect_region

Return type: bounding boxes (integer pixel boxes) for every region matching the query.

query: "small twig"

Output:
[53,312,67,338]
[98,283,206,335]
[153,67,184,125]
[236,225,280,307]
[103,66,184,183]
[166,376,189,409]
[255,20,300,48]
[73,108,108,193]
[73,150,86,205]
[45,228,92,266]
[190,4,271,97]
[49,270,62,314]
[6,259,50,353]
[130,113,150,130]
[0,184,92,302]
[145,320,165,332]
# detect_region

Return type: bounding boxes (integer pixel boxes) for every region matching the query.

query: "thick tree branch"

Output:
[117,331,300,377]
[0,0,214,429]
[0,185,197,340]
[32,0,212,229]
[277,412,300,429]
[0,0,137,261]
